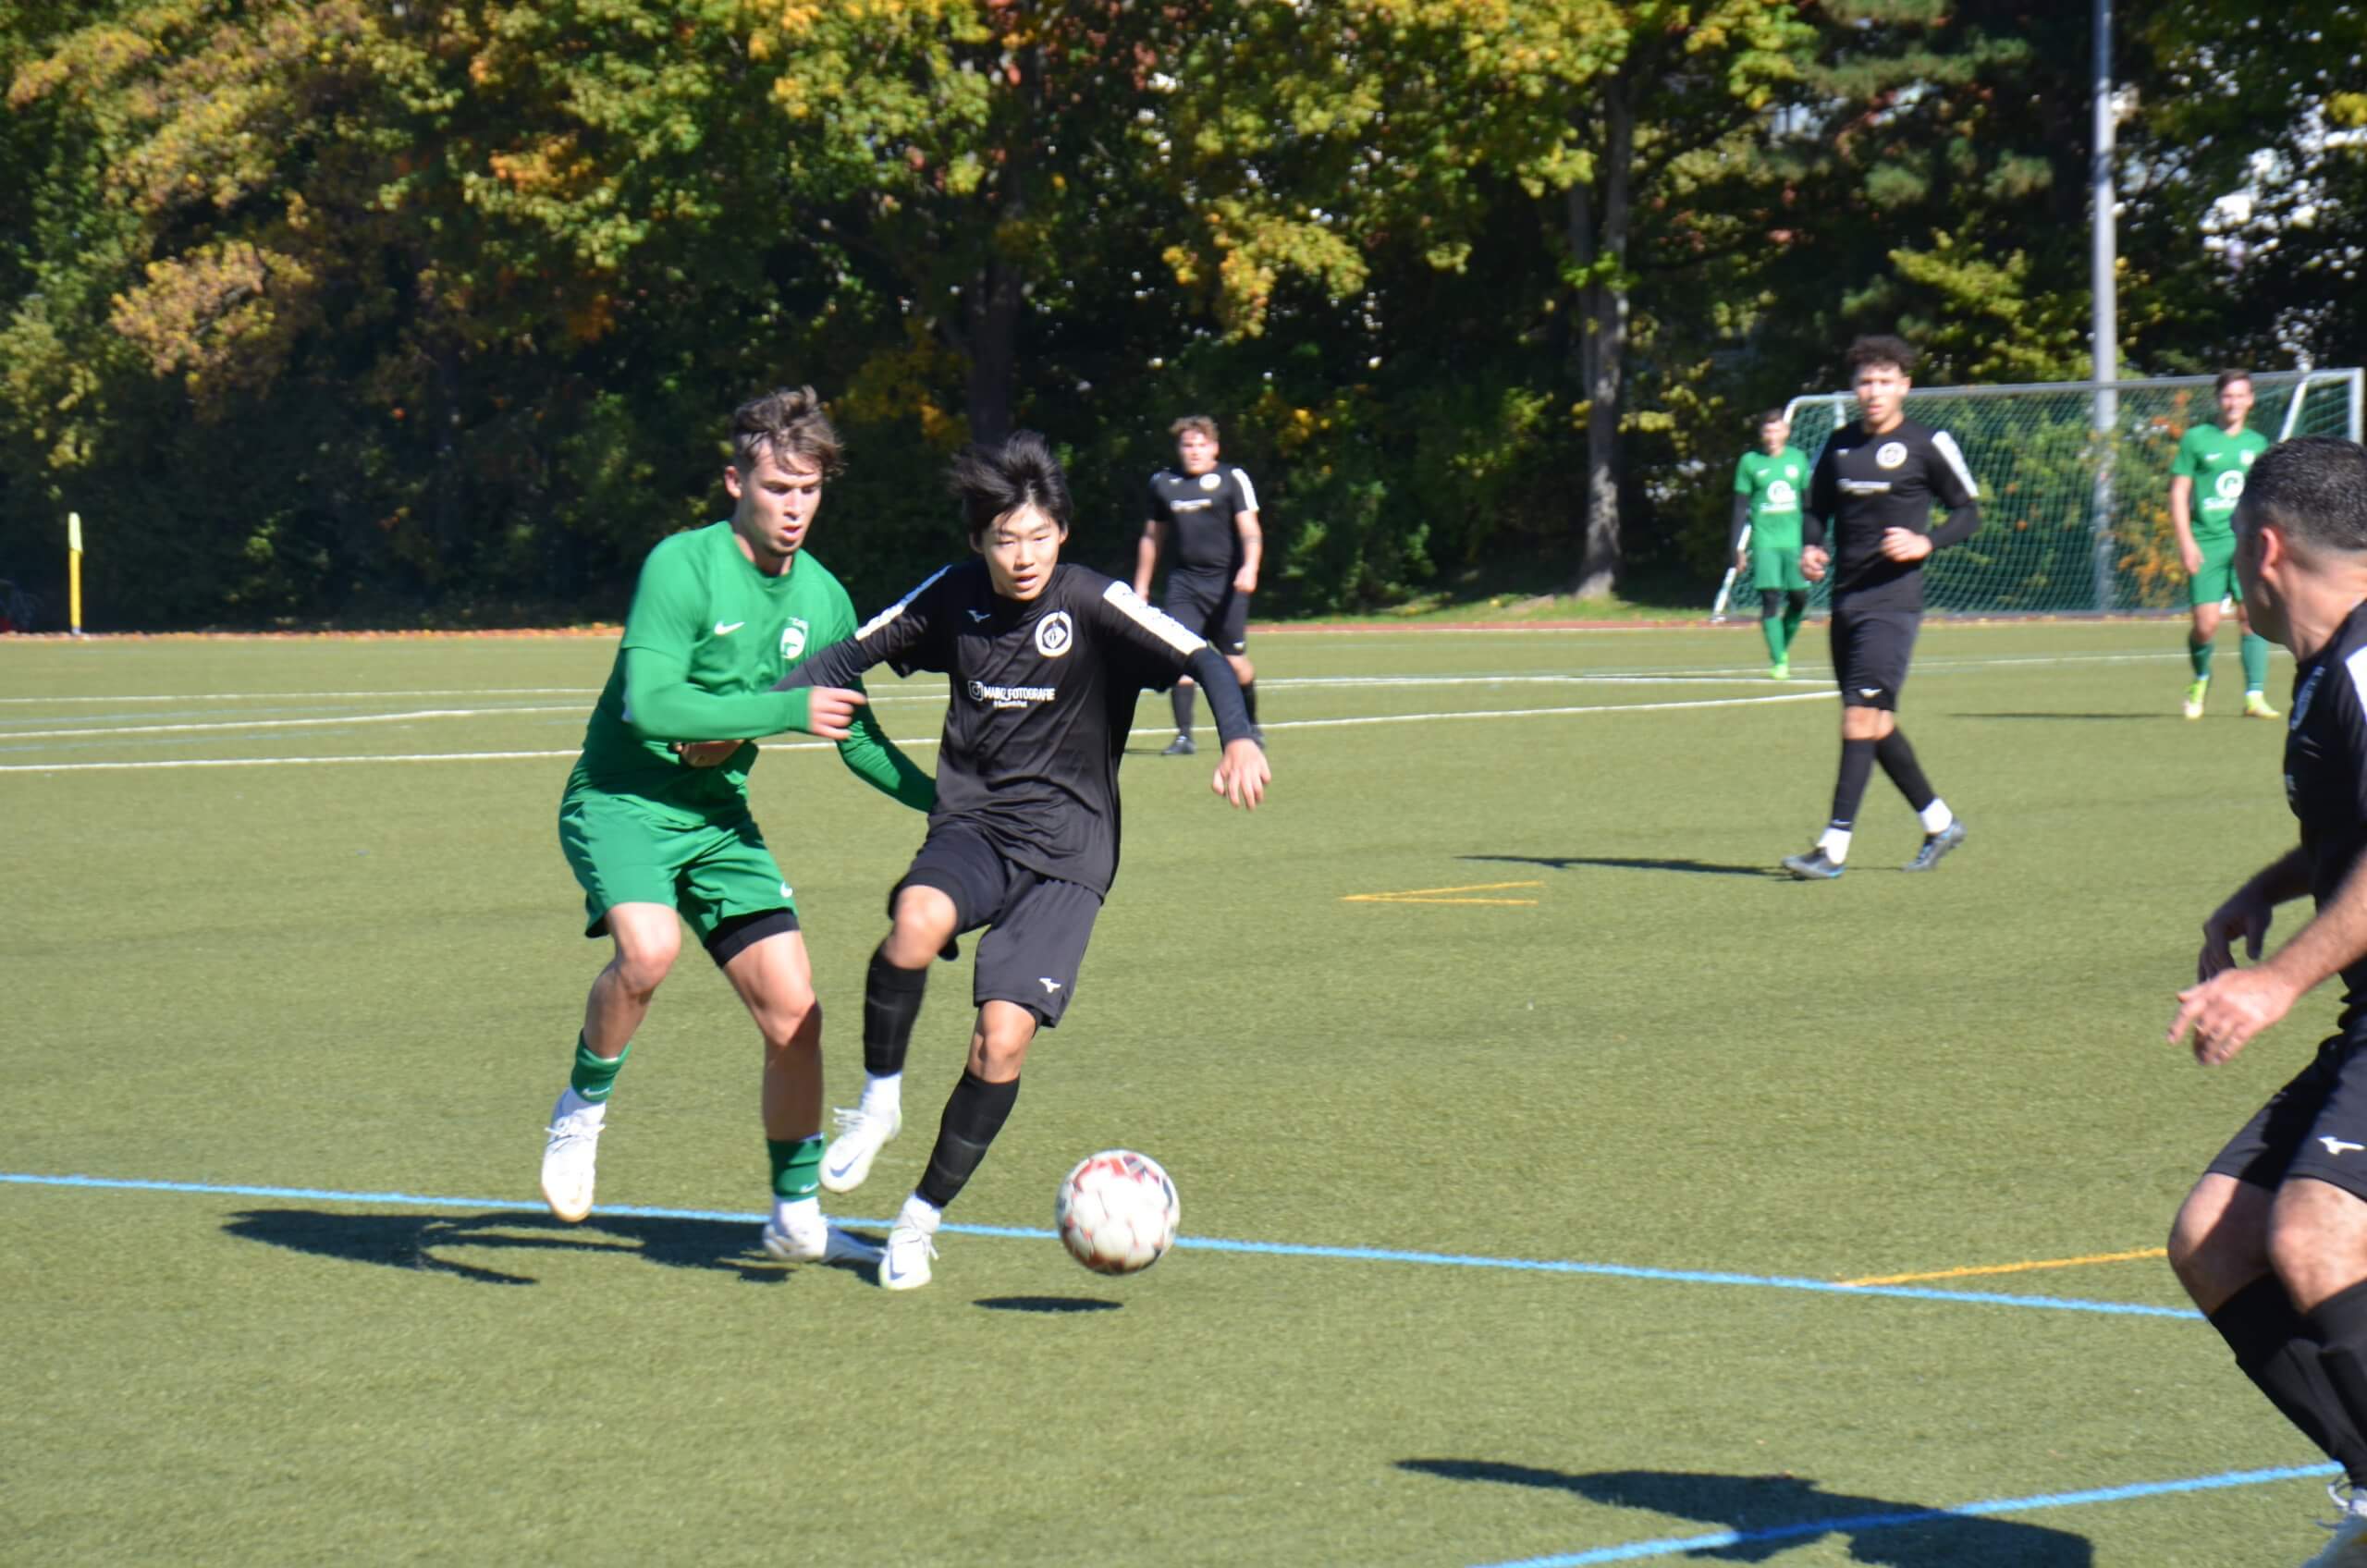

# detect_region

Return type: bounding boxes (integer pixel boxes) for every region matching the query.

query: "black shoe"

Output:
[1902,818,1967,872]
[1161,734,1196,756]
[1781,847,1846,880]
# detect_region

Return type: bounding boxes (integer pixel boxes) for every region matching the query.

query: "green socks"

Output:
[768,1134,824,1201]
[1761,615,1787,665]
[2241,631,2271,694]
[2189,637,2215,680]
[569,1035,630,1102]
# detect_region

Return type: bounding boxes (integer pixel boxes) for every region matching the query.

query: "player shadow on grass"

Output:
[1396,1462,2091,1566]
[1459,853,1782,879]
[223,1208,884,1287]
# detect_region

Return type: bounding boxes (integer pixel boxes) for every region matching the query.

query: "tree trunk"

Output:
[1567,71,1634,600]
[964,251,1022,446]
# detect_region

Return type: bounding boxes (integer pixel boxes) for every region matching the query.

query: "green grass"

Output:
[0,621,2333,1565]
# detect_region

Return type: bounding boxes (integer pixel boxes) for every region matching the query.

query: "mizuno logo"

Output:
[1858,688,1883,700]
[2322,1137,2364,1157]
[967,608,991,622]
[714,620,745,635]
[1038,977,1063,994]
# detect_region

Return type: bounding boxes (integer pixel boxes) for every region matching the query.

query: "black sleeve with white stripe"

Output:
[1923,428,1982,549]
[773,565,948,692]
[1086,578,1253,745]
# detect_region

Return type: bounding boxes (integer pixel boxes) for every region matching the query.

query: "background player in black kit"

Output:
[1134,413,1264,754]
[776,431,1270,1290]
[2165,440,2367,1565]
[1782,336,1981,880]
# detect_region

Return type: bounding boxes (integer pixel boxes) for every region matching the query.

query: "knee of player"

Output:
[1230,654,1254,684]
[884,892,957,967]
[2267,1189,2367,1305]
[755,992,820,1053]
[973,1006,1038,1074]
[610,935,681,994]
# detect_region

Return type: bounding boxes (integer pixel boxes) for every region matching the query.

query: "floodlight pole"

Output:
[2090,0,2118,612]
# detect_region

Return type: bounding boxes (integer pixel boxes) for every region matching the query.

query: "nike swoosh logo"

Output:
[715,620,745,635]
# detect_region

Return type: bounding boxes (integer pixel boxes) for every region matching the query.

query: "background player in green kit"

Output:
[1731,408,1812,678]
[540,386,936,1268]
[2173,369,2278,720]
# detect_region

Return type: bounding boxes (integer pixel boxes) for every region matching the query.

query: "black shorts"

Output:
[891,820,1101,1027]
[1165,570,1248,657]
[2207,1029,2367,1204]
[1830,600,1921,711]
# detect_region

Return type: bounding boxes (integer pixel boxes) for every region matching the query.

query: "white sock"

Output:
[772,1193,820,1233]
[1817,827,1853,864]
[554,1087,608,1124]
[862,1072,902,1114]
[1919,799,1954,835]
[899,1193,941,1232]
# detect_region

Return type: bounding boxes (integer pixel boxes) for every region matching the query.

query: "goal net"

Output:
[1713,369,2365,618]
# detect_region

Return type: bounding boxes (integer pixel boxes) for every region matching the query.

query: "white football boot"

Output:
[539,1092,606,1223]
[819,1102,902,1194]
[760,1208,884,1267]
[879,1196,940,1292]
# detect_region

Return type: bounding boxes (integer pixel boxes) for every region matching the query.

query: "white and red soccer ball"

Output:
[1055,1149,1180,1275]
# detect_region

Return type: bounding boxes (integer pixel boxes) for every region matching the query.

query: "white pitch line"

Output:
[0,704,585,741]
[0,691,1833,774]
[0,687,603,704]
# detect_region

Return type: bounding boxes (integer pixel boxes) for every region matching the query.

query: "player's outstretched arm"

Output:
[622,647,853,743]
[2170,848,2324,1065]
[834,686,936,812]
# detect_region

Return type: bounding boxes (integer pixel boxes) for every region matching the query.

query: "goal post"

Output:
[1711,369,2364,619]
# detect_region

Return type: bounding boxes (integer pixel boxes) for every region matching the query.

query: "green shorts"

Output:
[558,789,796,943]
[1751,545,1809,594]
[2190,533,2240,606]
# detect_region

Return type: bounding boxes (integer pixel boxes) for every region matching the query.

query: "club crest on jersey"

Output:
[780,618,808,660]
[1876,442,1907,470]
[2216,470,2247,500]
[1198,472,1222,491]
[1766,481,1797,508]
[1034,609,1075,658]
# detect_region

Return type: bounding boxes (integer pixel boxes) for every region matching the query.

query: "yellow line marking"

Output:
[1343,880,1543,906]
[1843,1246,2168,1287]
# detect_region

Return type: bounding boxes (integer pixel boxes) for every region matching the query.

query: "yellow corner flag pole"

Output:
[68,510,84,637]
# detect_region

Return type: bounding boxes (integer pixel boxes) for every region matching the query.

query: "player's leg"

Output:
[880,877,1098,1291]
[2237,598,2281,718]
[1784,605,1891,879]
[1219,588,1258,741]
[822,826,998,1194]
[1759,548,1808,678]
[2187,549,2228,718]
[546,796,687,1221]
[1758,589,1787,676]
[1160,575,1222,754]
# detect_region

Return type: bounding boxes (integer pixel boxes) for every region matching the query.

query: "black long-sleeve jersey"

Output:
[1802,417,1981,607]
[777,559,1250,896]
[1147,466,1259,576]
[2283,600,2367,1023]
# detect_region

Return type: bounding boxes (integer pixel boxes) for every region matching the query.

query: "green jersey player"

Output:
[2172,369,2278,719]
[540,386,935,1270]
[1730,408,1812,678]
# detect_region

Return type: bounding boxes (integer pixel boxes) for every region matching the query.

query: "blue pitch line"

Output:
[2,1171,2197,1319]
[1466,1462,2342,1567]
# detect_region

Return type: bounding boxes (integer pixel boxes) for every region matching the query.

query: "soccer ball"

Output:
[1055,1149,1180,1275]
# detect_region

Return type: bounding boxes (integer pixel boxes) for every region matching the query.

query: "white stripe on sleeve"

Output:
[1229,466,1260,514]
[1101,579,1208,657]
[856,565,949,640]
[1930,431,1980,504]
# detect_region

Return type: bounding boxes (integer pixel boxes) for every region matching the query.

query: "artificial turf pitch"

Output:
[0,621,2339,1565]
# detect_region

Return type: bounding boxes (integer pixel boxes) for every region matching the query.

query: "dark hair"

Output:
[1844,335,1918,379]
[1756,407,1788,430]
[950,430,1073,540]
[2214,368,2254,397]
[730,386,843,476]
[1171,414,1220,443]
[2236,437,2367,557]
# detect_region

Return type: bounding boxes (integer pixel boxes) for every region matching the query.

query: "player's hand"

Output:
[2180,542,2205,576]
[1211,737,1269,811]
[2198,886,2277,983]
[2169,965,2301,1066]
[803,686,866,741]
[1132,579,1152,601]
[1735,549,1749,572]
[1800,545,1828,582]
[1879,528,1934,563]
[673,740,745,768]
[1233,569,1257,595]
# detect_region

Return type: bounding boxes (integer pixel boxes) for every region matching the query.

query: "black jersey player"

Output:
[776,431,1270,1290]
[1782,336,1981,880]
[2165,440,2367,1564]
[1134,414,1264,754]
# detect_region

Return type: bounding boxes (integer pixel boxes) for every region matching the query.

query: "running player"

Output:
[539,387,935,1268]
[1781,336,1980,880]
[1134,414,1263,753]
[2164,438,2367,1565]
[2174,369,2279,719]
[780,430,1269,1290]
[1731,407,1813,679]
